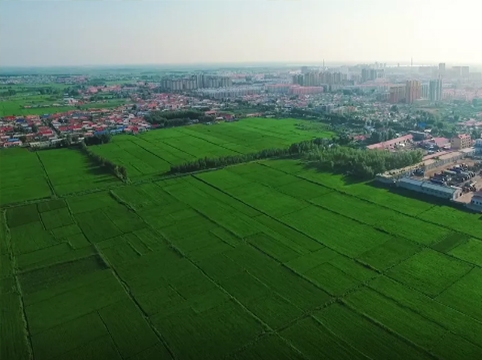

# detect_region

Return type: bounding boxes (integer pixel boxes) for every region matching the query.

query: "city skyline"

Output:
[1,0,482,67]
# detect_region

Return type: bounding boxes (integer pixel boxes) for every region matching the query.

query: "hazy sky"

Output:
[1,0,481,67]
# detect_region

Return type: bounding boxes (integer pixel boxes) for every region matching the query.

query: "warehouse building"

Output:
[398,178,462,200]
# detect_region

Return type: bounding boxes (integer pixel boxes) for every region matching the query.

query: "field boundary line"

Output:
[168,128,246,156]
[1,209,34,360]
[35,151,57,198]
[129,139,178,165]
[366,278,482,350]
[340,299,440,359]
[312,303,436,360]
[93,244,178,360]
[433,265,477,299]
[368,273,482,327]
[308,309,372,360]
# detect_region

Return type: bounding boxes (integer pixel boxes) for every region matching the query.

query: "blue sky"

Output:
[1,0,481,67]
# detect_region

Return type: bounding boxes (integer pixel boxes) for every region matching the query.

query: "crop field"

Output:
[89,118,334,179]
[0,97,76,117]
[37,148,120,196]
[0,148,52,205]
[0,148,120,205]
[2,154,482,358]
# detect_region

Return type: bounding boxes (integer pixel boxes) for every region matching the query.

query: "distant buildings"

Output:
[361,68,384,82]
[405,80,421,104]
[160,75,232,91]
[267,84,323,95]
[389,85,406,104]
[196,86,263,99]
[421,83,430,98]
[439,63,446,76]
[429,78,443,102]
[450,134,472,150]
[292,71,346,87]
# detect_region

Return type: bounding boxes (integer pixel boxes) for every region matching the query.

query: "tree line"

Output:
[169,137,423,180]
[144,110,215,128]
[79,142,129,183]
[84,133,112,146]
[305,146,423,179]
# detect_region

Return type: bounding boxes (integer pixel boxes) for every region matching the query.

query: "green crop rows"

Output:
[88,118,334,179]
[2,121,482,359]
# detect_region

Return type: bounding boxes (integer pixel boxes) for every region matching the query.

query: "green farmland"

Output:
[2,124,482,359]
[89,118,334,179]
[0,148,120,206]
[3,162,482,359]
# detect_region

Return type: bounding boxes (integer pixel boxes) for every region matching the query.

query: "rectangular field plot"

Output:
[24,270,126,335]
[418,206,482,239]
[90,139,172,179]
[436,268,482,322]
[223,245,331,311]
[448,238,482,266]
[230,334,305,360]
[430,332,482,360]
[66,191,119,214]
[226,163,299,188]
[7,203,40,228]
[369,276,482,349]
[280,316,368,360]
[31,312,109,360]
[9,221,57,255]
[345,287,447,350]
[387,249,473,298]
[98,299,159,359]
[357,237,421,271]
[151,300,264,360]
[279,206,389,257]
[314,304,433,360]
[40,207,74,230]
[1,289,31,360]
[0,148,51,205]
[37,148,119,195]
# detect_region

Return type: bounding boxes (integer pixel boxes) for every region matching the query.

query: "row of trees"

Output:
[84,133,112,146]
[170,137,332,174]
[170,135,423,180]
[170,147,291,174]
[144,110,215,128]
[305,147,423,179]
[79,142,129,182]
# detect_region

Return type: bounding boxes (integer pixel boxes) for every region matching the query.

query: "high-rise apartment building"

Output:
[389,85,406,103]
[405,80,421,104]
[421,83,430,98]
[439,63,446,76]
[429,78,443,102]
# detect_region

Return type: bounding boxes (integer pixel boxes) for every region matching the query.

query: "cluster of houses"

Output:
[0,115,55,148]
[50,107,152,137]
